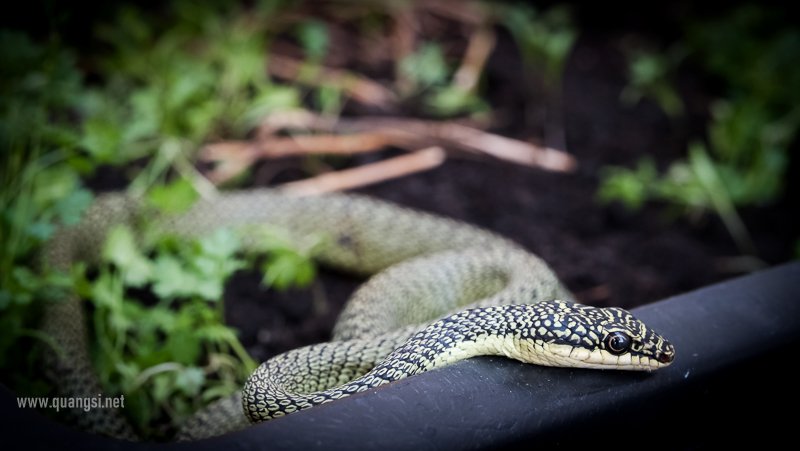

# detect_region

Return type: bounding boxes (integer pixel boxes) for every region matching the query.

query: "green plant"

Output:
[398,41,489,117]
[0,1,314,437]
[0,29,96,396]
[620,46,685,117]
[78,177,321,438]
[84,218,253,436]
[598,143,756,255]
[599,4,800,260]
[500,3,576,83]
[88,2,301,195]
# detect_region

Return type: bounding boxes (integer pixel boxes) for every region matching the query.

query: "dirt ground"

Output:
[223,13,798,364]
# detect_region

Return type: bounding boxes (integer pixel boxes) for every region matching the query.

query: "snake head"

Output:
[521,301,675,370]
[593,305,675,370]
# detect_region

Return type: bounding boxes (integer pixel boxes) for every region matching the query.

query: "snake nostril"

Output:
[658,352,674,364]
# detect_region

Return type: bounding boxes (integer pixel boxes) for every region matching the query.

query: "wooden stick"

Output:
[253,114,578,172]
[279,146,446,195]
[202,134,406,160]
[268,54,396,110]
[200,132,415,186]
[453,26,496,93]
[435,122,577,172]
[205,113,578,187]
[332,117,578,172]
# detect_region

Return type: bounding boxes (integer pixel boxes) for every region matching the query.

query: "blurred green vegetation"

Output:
[0,0,319,439]
[619,45,685,118]
[500,3,576,84]
[1,29,95,396]
[398,41,490,117]
[600,4,799,259]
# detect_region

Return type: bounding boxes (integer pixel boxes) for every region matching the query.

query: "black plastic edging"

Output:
[3,261,799,450]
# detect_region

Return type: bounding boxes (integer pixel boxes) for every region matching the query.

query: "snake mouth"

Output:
[657,351,675,364]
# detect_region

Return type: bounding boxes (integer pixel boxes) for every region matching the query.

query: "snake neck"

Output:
[244,305,533,423]
[367,305,531,383]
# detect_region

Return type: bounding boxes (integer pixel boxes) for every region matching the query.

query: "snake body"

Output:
[43,189,675,441]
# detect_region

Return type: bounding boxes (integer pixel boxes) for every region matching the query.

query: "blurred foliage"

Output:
[500,3,576,83]
[619,45,685,118]
[400,42,450,92]
[0,0,318,439]
[86,223,251,436]
[87,1,301,195]
[602,4,800,258]
[0,29,94,398]
[399,41,489,117]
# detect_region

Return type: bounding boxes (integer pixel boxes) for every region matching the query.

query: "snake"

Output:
[42,188,675,441]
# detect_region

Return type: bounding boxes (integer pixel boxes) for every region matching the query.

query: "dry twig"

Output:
[453,26,496,93]
[200,132,411,185]
[279,146,446,195]
[332,117,578,172]
[202,112,577,185]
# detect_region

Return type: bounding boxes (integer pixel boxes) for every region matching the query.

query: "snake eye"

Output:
[605,332,632,355]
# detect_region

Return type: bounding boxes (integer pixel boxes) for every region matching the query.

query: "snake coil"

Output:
[42,189,675,441]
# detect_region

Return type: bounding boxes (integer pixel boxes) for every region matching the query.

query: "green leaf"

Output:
[175,367,205,396]
[13,293,32,305]
[51,188,94,226]
[199,228,240,261]
[292,258,316,288]
[150,254,191,298]
[37,269,74,302]
[296,20,329,59]
[103,225,139,266]
[146,178,199,214]
[315,85,342,114]
[425,86,489,117]
[81,117,122,163]
[597,158,658,211]
[124,391,151,429]
[262,251,315,290]
[166,330,201,366]
[32,166,79,209]
[151,372,173,404]
[0,290,12,310]
[91,270,123,310]
[196,324,236,344]
[71,262,93,298]
[243,85,300,126]
[25,222,55,241]
[400,43,449,90]
[12,266,40,292]
[102,224,151,286]
[109,308,133,335]
[192,278,224,302]
[124,88,161,142]
[200,384,237,402]
[145,305,176,332]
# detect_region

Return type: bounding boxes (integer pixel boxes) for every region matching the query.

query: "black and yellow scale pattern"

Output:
[44,189,674,442]
[242,301,674,423]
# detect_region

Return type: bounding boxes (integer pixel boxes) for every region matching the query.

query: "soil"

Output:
[221,13,799,365]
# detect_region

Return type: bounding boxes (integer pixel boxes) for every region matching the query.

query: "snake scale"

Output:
[42,188,675,441]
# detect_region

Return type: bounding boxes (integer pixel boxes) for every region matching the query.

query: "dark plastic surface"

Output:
[3,261,799,450]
